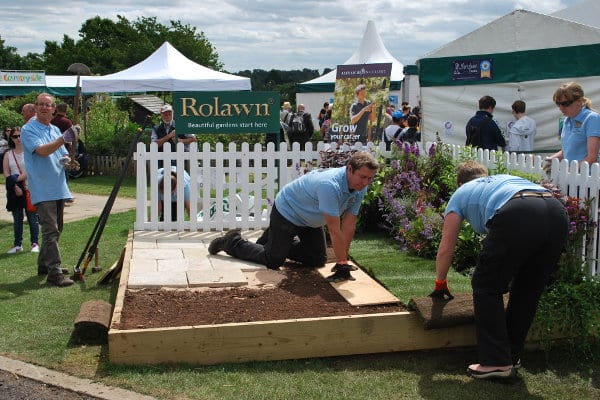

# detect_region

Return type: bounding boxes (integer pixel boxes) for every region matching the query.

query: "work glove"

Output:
[428,279,454,300]
[62,124,81,144]
[326,263,356,283]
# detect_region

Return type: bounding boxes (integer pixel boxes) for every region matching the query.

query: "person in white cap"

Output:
[151,104,196,169]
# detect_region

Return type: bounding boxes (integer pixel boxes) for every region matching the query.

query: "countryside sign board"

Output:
[173,91,280,135]
[0,70,46,86]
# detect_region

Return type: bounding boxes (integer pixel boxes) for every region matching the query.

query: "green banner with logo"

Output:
[173,91,280,135]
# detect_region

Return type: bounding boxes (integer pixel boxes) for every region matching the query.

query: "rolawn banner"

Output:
[174,91,280,135]
[329,63,392,144]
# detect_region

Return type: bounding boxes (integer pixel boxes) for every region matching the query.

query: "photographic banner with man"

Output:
[329,63,392,144]
[173,91,280,135]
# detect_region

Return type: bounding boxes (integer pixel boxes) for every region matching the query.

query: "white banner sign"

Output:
[0,71,46,86]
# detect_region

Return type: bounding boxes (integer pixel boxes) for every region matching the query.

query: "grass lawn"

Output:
[0,176,598,399]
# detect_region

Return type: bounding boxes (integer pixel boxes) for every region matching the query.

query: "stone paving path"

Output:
[129,230,267,289]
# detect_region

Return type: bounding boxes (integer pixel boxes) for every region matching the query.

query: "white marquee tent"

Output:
[552,0,600,28]
[82,41,251,93]
[296,20,405,124]
[417,9,600,151]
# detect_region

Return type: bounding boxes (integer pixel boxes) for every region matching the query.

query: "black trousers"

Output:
[472,196,568,366]
[225,205,327,269]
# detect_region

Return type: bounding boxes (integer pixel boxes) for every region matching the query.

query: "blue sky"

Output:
[0,0,583,73]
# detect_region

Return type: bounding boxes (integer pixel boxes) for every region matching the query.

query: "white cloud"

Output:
[0,0,584,72]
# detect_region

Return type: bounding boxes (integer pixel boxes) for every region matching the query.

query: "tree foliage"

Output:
[25,16,222,75]
[236,68,322,106]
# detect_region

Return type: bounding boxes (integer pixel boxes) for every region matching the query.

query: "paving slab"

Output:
[130,248,184,260]
[129,271,189,289]
[129,259,158,274]
[187,268,247,288]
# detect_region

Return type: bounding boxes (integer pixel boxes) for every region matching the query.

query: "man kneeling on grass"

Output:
[430,161,568,380]
[208,151,379,282]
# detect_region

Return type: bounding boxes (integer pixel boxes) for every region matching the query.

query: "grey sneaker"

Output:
[46,274,74,287]
[208,230,241,255]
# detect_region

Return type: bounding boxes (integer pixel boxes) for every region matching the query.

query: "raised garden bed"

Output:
[108,233,479,365]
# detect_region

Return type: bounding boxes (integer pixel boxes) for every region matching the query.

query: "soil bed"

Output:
[118,266,406,330]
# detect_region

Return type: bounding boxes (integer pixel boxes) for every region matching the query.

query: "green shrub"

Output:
[0,106,23,130]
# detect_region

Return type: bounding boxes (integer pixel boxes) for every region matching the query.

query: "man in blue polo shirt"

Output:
[208,151,379,281]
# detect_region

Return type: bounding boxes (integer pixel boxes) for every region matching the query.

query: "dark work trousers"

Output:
[472,195,568,366]
[225,205,328,269]
[35,200,65,277]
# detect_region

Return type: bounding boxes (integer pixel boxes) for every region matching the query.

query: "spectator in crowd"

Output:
[3,126,40,254]
[50,103,73,133]
[320,109,333,143]
[279,101,293,147]
[383,111,404,149]
[318,102,330,128]
[545,82,600,165]
[151,104,196,169]
[21,93,77,287]
[412,105,422,128]
[431,161,568,380]
[0,128,9,167]
[401,105,412,119]
[21,103,36,123]
[398,115,421,144]
[50,103,75,205]
[350,84,376,144]
[465,95,506,150]
[207,152,379,282]
[507,101,536,152]
[285,104,314,150]
[157,166,191,222]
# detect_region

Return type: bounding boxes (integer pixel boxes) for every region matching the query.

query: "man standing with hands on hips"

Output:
[151,104,196,170]
[21,93,79,287]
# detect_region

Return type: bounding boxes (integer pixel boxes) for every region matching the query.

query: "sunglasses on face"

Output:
[11,135,20,139]
[555,99,575,107]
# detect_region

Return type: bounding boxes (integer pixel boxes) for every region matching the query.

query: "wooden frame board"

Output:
[108,231,482,365]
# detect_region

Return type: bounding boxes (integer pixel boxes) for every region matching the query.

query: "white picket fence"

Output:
[133,141,600,276]
[133,141,390,232]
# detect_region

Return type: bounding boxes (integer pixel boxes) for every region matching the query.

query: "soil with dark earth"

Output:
[0,369,103,400]
[118,266,406,330]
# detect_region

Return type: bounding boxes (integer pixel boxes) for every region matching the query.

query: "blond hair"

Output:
[456,161,488,186]
[553,82,596,111]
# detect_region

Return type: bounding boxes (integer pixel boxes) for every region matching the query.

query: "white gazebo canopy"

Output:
[82,42,251,93]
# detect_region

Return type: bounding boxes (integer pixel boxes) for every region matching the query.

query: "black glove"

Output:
[428,279,454,300]
[326,263,356,283]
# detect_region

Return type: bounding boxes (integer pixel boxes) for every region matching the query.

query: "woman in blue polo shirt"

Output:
[546,82,600,165]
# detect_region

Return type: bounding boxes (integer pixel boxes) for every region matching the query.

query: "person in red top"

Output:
[50,103,73,133]
[50,103,75,204]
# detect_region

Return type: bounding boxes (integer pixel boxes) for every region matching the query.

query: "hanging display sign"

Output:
[452,59,493,81]
[329,63,392,144]
[173,91,280,135]
[0,70,46,86]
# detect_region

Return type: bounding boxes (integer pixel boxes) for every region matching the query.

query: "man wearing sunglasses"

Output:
[545,82,600,166]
